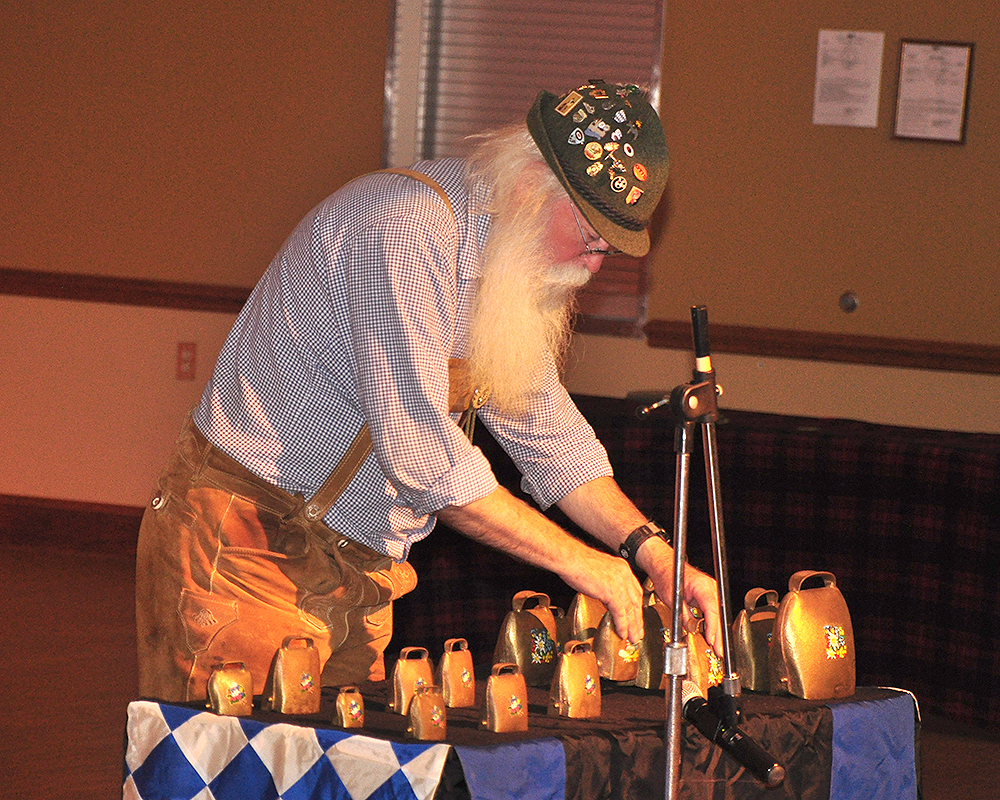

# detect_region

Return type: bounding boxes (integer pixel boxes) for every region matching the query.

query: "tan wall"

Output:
[648,2,998,348]
[1,0,390,286]
[3,3,999,509]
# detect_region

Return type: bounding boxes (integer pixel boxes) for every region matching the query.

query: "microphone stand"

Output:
[644,306,742,800]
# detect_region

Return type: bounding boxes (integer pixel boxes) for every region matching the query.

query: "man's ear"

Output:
[513,160,561,212]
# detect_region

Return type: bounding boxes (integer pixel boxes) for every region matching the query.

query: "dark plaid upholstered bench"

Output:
[392,395,1000,728]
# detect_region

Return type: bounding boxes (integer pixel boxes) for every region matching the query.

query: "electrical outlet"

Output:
[176,342,197,381]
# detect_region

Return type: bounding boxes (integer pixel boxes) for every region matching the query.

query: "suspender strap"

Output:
[303,422,374,521]
[448,357,474,413]
[305,359,476,522]
[304,168,464,522]
[376,168,454,218]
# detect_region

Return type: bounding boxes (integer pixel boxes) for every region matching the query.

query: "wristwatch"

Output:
[618,522,670,574]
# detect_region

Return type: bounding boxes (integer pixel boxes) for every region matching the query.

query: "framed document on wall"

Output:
[893,40,973,142]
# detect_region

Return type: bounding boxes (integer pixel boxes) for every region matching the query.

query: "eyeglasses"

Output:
[571,205,621,256]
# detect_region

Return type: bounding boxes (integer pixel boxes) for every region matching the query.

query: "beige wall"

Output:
[565,333,1000,435]
[3,294,998,509]
[0,295,234,505]
[648,1,999,347]
[1,0,390,286]
[3,2,999,509]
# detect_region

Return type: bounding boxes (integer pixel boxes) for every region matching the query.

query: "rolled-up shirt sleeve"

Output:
[477,359,613,510]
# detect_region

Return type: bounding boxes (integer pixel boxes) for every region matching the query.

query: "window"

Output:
[385,0,665,335]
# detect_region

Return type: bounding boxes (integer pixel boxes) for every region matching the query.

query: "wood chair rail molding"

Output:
[4,268,999,375]
[644,318,1000,376]
[1,267,250,314]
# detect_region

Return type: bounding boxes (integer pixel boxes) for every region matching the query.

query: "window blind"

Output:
[391,0,664,334]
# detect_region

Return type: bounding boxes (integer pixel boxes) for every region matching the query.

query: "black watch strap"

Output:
[618,522,669,573]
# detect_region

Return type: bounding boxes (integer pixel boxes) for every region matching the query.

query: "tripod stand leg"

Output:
[703,420,741,707]
[665,421,694,800]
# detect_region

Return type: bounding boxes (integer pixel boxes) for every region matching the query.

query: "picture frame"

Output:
[893,40,974,143]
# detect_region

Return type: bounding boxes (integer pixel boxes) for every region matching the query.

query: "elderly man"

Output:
[136,80,721,702]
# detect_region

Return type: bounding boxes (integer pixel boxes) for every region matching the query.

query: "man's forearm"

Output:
[437,485,597,575]
[555,475,649,552]
[435,484,646,643]
[434,477,722,651]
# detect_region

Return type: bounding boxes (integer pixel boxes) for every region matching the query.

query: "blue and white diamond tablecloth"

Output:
[123,701,452,800]
[122,688,916,800]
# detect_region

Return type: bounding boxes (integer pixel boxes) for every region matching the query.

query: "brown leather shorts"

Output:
[135,417,417,703]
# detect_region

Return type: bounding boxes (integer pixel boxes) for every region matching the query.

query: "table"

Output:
[122,683,918,800]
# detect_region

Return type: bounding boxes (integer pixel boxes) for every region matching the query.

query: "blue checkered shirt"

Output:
[193,159,613,561]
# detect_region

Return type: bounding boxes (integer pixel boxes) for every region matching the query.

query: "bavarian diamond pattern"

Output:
[124,701,450,800]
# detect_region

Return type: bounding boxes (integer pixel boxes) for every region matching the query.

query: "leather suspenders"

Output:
[376,168,454,217]
[303,422,374,521]
[303,168,470,523]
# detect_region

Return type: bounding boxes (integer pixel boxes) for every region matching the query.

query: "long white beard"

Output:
[467,219,592,416]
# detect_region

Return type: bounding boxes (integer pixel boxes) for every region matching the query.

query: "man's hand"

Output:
[636,536,723,655]
[436,486,648,644]
[555,545,646,645]
[558,477,724,655]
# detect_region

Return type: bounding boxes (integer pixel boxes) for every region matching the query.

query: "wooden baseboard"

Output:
[0,494,144,554]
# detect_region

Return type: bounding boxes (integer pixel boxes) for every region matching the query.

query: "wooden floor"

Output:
[1,544,138,799]
[2,541,998,799]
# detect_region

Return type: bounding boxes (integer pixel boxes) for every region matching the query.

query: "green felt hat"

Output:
[527,81,669,257]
